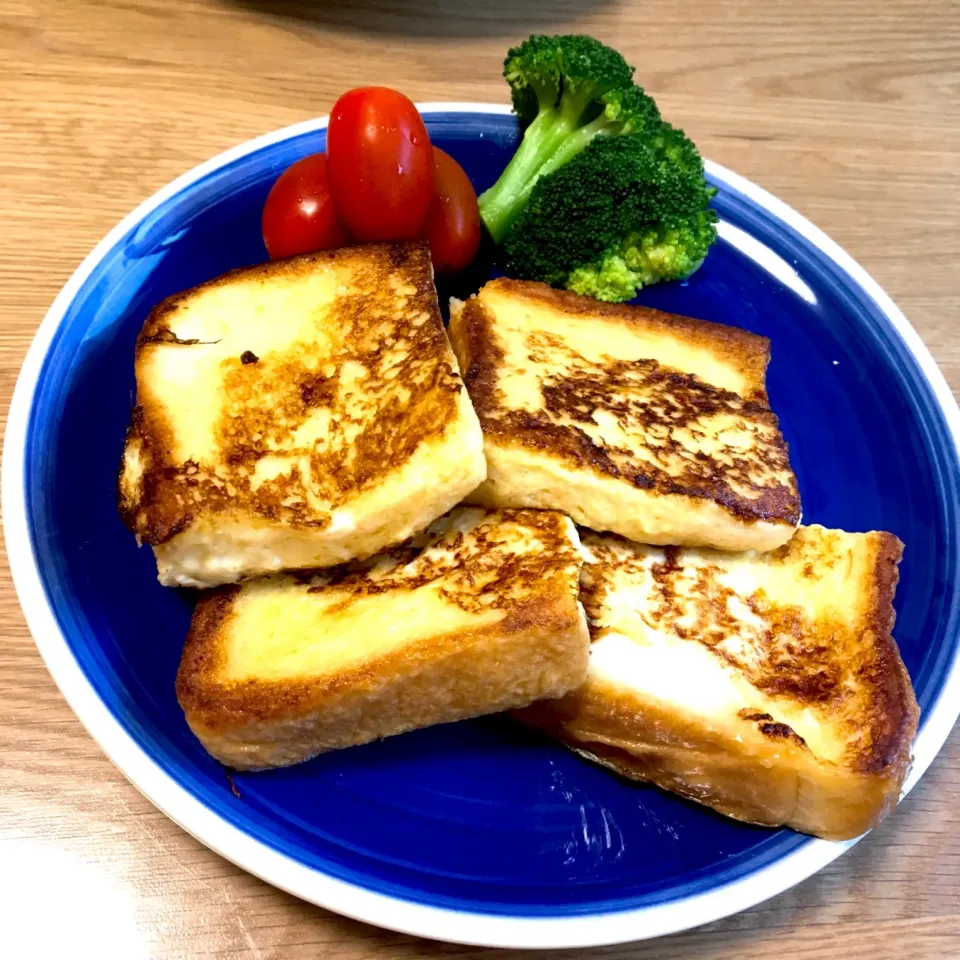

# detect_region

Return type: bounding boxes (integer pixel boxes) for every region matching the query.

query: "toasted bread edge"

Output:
[517,661,912,841]
[474,278,774,396]
[176,578,590,770]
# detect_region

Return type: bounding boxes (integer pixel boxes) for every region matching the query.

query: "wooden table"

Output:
[1,1,958,957]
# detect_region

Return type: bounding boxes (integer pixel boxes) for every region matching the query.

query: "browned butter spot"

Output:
[758,721,807,747]
[305,508,576,617]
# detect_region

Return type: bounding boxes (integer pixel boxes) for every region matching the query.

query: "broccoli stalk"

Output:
[530,84,662,186]
[477,35,654,243]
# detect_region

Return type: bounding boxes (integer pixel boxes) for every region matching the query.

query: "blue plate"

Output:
[4,105,960,948]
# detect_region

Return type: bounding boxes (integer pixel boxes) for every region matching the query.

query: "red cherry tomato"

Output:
[420,148,481,274]
[326,87,434,241]
[261,153,350,259]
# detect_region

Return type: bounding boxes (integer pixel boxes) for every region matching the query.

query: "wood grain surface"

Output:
[1,1,958,957]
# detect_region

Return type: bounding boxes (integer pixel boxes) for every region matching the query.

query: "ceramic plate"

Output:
[4,105,959,949]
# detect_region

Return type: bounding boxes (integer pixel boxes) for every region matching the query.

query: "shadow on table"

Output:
[221,0,618,39]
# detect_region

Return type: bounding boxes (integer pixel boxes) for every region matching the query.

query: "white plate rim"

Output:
[3,102,959,949]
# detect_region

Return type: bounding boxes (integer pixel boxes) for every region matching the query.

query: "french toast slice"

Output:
[176,507,590,770]
[516,525,919,840]
[119,242,486,587]
[448,278,800,552]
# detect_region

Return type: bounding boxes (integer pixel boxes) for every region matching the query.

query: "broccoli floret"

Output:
[501,133,718,302]
[567,212,718,301]
[648,120,711,181]
[505,34,635,129]
[485,34,719,301]
[478,35,659,242]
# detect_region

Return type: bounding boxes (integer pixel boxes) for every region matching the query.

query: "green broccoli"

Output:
[480,34,718,302]
[566,211,718,301]
[477,35,660,243]
[500,133,718,302]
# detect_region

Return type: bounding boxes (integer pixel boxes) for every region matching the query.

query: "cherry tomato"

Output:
[261,153,350,259]
[420,148,481,274]
[327,87,434,241]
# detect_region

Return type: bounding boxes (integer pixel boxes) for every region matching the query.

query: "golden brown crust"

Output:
[121,242,464,546]
[177,507,582,727]
[517,526,919,839]
[175,507,590,768]
[852,532,919,774]
[450,279,800,529]
[175,585,238,712]
[188,609,589,771]
[480,278,773,388]
[178,590,580,732]
[518,679,904,841]
[301,505,578,615]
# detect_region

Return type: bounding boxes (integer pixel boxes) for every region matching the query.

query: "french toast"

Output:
[119,242,486,587]
[176,507,590,770]
[516,525,919,840]
[448,279,800,552]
